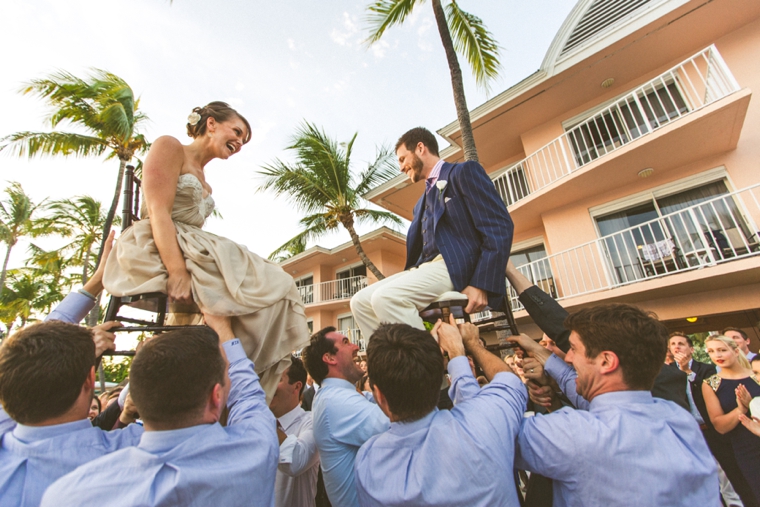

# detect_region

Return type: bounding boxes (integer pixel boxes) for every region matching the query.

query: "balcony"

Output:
[297,275,368,307]
[492,45,743,210]
[509,184,760,312]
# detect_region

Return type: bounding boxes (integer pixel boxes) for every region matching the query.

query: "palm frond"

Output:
[353,208,404,228]
[365,0,421,44]
[0,132,107,159]
[353,145,399,196]
[268,213,330,262]
[445,1,501,89]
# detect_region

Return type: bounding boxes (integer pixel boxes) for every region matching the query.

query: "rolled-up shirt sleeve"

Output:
[45,292,96,324]
[278,428,319,477]
[448,355,480,405]
[544,353,589,410]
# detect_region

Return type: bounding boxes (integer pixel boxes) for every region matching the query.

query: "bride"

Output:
[103,101,309,400]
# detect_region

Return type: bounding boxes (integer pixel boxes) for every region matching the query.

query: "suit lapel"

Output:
[433,162,453,231]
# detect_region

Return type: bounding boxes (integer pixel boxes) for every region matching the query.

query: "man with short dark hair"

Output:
[0,321,141,507]
[351,126,513,335]
[41,314,278,507]
[303,327,389,507]
[355,320,526,507]
[723,327,756,361]
[509,304,718,506]
[270,356,320,507]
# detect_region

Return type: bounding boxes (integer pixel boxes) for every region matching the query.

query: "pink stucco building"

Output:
[284,0,760,349]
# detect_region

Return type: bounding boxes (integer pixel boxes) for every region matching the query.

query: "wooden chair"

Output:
[419,289,520,354]
[102,165,205,357]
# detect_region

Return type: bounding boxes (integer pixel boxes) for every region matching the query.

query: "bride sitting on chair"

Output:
[103,101,309,401]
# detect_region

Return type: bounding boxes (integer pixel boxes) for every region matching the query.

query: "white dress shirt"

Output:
[276,405,320,507]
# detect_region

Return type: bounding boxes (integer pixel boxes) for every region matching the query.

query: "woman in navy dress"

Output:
[703,335,760,506]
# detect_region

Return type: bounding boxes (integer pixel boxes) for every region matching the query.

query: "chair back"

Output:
[122,165,142,229]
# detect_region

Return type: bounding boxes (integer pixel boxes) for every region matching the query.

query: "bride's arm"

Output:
[142,136,193,304]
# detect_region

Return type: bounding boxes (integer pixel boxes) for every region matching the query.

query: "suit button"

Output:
[422,229,426,233]
[423,242,427,245]
[425,206,429,210]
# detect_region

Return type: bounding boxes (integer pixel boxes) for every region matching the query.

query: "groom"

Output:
[351,127,513,336]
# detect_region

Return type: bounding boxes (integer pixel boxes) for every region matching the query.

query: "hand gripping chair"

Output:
[419,289,520,353]
[102,165,206,357]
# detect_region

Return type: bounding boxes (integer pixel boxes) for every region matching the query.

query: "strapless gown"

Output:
[103,173,309,400]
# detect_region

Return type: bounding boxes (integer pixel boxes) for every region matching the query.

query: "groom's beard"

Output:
[409,153,425,183]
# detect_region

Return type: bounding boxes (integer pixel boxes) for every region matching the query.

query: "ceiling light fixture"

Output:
[686,317,698,323]
[638,167,655,178]
[601,78,615,88]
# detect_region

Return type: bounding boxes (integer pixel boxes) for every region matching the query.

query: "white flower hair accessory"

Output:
[187,112,202,126]
[436,180,447,201]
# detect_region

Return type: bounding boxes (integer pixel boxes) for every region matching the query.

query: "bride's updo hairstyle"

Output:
[186,101,252,144]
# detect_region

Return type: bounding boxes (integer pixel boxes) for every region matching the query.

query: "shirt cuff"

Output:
[279,434,297,464]
[222,339,247,364]
[448,355,473,381]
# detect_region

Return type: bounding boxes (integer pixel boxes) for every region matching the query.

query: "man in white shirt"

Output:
[270,355,320,507]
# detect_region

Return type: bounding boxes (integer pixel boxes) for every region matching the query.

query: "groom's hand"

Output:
[462,286,487,314]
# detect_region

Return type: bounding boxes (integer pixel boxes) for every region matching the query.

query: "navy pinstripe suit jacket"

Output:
[405,160,514,310]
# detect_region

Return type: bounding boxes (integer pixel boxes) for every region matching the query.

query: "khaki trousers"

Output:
[350,257,461,338]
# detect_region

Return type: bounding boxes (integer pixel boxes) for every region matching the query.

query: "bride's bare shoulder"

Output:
[151,135,184,152]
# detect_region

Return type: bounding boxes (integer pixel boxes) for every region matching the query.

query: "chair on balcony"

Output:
[102,165,206,357]
[419,291,520,354]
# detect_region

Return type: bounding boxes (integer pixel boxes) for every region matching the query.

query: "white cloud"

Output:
[330,12,359,46]
[417,17,434,52]
[370,40,389,58]
[235,82,245,91]
[287,38,296,50]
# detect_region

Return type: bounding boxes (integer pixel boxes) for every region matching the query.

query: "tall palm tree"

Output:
[366,0,501,162]
[0,182,46,290]
[258,122,402,280]
[39,196,114,284]
[0,69,150,270]
[0,267,63,334]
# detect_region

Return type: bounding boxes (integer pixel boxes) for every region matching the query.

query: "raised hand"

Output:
[92,321,121,356]
[203,311,235,343]
[436,316,465,359]
[523,357,549,385]
[736,384,752,413]
[167,268,194,304]
[507,333,551,365]
[462,286,488,314]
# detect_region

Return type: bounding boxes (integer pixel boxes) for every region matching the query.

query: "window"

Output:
[337,315,364,350]
[336,264,366,279]
[295,275,313,304]
[306,320,313,334]
[511,244,557,298]
[595,180,758,284]
[567,81,689,166]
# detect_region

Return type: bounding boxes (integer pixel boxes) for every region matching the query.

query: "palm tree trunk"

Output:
[341,217,385,281]
[86,158,126,327]
[431,0,478,163]
[96,158,127,269]
[0,243,13,291]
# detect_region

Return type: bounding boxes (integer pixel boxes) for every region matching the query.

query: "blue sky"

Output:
[0,0,575,268]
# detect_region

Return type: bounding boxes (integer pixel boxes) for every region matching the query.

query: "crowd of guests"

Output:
[0,254,759,507]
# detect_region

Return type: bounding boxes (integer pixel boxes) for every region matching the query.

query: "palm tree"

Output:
[0,182,46,290]
[258,122,402,280]
[0,267,63,334]
[366,0,500,162]
[39,196,114,284]
[0,69,150,269]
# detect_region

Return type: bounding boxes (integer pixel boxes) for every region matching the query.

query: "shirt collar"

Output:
[389,408,438,437]
[278,405,306,430]
[426,159,444,184]
[320,377,357,391]
[589,390,654,410]
[138,424,210,454]
[13,418,93,443]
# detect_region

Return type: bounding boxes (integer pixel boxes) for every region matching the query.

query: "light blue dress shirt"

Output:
[312,377,390,507]
[518,353,719,507]
[0,291,141,507]
[355,356,527,507]
[41,339,279,507]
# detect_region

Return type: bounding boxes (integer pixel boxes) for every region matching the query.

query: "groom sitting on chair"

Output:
[351,127,513,336]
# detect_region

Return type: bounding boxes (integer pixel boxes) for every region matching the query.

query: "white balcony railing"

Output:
[510,184,760,311]
[492,45,741,207]
[297,275,368,306]
[340,328,366,351]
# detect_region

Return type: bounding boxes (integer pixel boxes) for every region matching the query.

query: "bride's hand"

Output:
[167,269,194,304]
